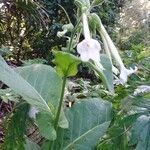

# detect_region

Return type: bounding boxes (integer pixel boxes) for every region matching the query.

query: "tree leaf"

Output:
[52,98,112,150]
[53,51,80,77]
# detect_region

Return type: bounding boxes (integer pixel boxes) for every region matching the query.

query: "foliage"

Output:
[96,41,150,149]
[53,51,81,77]
[3,102,29,150]
[51,98,112,150]
[0,0,121,62]
[0,0,149,150]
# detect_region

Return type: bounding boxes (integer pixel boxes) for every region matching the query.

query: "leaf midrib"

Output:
[64,121,110,150]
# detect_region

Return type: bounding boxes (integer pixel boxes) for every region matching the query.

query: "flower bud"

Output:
[57,23,74,37]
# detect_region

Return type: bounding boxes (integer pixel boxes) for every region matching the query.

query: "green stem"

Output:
[68,17,82,52]
[49,75,67,150]
[54,76,67,130]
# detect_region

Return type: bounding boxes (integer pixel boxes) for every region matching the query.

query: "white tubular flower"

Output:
[120,66,138,84]
[100,31,119,74]
[82,13,91,40]
[77,38,101,62]
[77,12,102,68]
[100,22,137,84]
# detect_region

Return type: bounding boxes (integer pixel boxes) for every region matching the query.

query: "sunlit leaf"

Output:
[53,51,80,77]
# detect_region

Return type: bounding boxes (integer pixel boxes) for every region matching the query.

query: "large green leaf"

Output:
[0,55,50,112]
[0,56,68,140]
[15,64,68,137]
[53,51,80,77]
[122,95,150,150]
[51,98,112,150]
[129,115,150,150]
[15,64,62,110]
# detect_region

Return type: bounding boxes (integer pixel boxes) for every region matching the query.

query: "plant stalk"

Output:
[54,76,67,130]
[49,75,67,150]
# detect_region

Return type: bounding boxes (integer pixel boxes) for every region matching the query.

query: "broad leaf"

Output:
[122,95,150,150]
[0,56,50,112]
[16,64,62,109]
[24,138,40,150]
[15,64,68,137]
[53,51,80,77]
[0,56,68,140]
[52,98,112,150]
[36,112,56,140]
[129,115,150,150]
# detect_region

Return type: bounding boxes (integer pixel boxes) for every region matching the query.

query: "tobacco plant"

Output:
[0,0,149,150]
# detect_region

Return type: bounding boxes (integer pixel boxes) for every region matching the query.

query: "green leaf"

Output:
[52,98,112,150]
[100,54,114,93]
[88,54,114,93]
[3,103,29,150]
[0,56,68,140]
[36,112,56,140]
[24,138,40,150]
[53,51,80,77]
[15,64,68,134]
[58,109,69,129]
[0,55,50,112]
[91,0,103,7]
[129,115,150,150]
[16,64,62,110]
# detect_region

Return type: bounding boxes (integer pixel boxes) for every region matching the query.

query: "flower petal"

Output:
[77,38,101,62]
